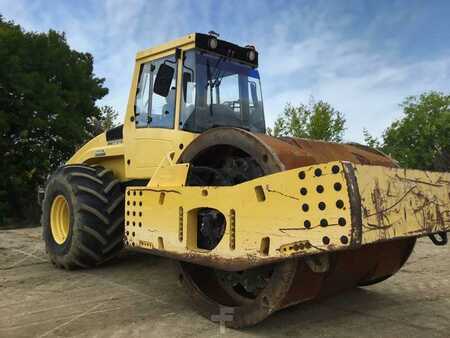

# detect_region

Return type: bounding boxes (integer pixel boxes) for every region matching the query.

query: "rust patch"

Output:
[144,188,181,194]
[279,223,341,233]
[394,174,444,187]
[265,185,299,201]
[342,162,362,248]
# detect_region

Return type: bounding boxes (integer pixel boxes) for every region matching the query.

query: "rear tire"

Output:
[41,164,124,269]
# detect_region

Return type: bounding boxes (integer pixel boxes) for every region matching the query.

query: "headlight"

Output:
[247,50,256,62]
[209,37,218,50]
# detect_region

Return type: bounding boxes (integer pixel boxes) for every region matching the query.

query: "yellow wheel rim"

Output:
[50,195,70,244]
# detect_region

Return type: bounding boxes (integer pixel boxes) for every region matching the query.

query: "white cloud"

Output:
[1,0,449,143]
[258,21,450,141]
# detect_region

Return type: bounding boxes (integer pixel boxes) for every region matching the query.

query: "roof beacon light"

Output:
[209,37,218,50]
[246,45,256,62]
[208,30,220,38]
[208,31,219,50]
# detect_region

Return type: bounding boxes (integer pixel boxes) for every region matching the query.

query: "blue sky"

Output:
[1,0,450,141]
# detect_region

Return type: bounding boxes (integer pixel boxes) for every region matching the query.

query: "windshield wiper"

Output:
[206,57,226,116]
[212,59,225,88]
[206,60,213,116]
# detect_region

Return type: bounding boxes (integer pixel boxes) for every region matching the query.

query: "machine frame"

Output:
[64,33,450,271]
[41,32,450,328]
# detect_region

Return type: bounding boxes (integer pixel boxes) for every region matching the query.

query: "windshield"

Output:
[180,50,265,133]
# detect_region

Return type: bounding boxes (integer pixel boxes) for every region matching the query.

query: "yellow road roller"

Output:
[41,32,450,328]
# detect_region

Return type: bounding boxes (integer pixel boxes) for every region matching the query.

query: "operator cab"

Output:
[134,32,266,133]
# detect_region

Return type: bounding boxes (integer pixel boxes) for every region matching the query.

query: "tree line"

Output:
[268,93,449,172]
[0,16,118,225]
[0,16,448,226]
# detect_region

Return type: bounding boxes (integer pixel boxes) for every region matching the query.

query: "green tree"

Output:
[0,16,108,225]
[99,105,119,131]
[364,91,450,171]
[362,128,382,149]
[87,105,120,137]
[271,99,346,142]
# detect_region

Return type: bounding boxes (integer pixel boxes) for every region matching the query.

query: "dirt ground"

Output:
[0,227,449,338]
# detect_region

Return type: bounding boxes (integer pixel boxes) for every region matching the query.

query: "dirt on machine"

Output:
[40,32,450,328]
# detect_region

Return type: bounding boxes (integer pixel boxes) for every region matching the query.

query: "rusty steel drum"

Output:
[177,128,416,328]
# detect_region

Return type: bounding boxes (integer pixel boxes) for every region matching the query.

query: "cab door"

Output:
[125,53,181,179]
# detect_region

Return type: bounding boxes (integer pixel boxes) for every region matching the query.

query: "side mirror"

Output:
[154,64,175,97]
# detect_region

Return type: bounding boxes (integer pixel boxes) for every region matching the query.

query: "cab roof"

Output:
[136,33,258,67]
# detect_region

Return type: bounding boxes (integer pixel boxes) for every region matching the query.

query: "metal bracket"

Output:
[428,232,448,246]
[305,254,330,273]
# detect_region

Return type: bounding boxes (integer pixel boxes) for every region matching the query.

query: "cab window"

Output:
[135,55,177,128]
[180,50,265,133]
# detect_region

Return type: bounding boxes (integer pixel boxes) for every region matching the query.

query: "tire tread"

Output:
[42,164,124,270]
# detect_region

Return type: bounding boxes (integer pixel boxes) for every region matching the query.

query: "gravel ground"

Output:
[0,227,449,338]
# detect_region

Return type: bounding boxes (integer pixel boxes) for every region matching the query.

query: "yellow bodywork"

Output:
[67,34,199,180]
[64,33,450,271]
[125,160,450,271]
[52,32,450,328]
[356,165,450,244]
